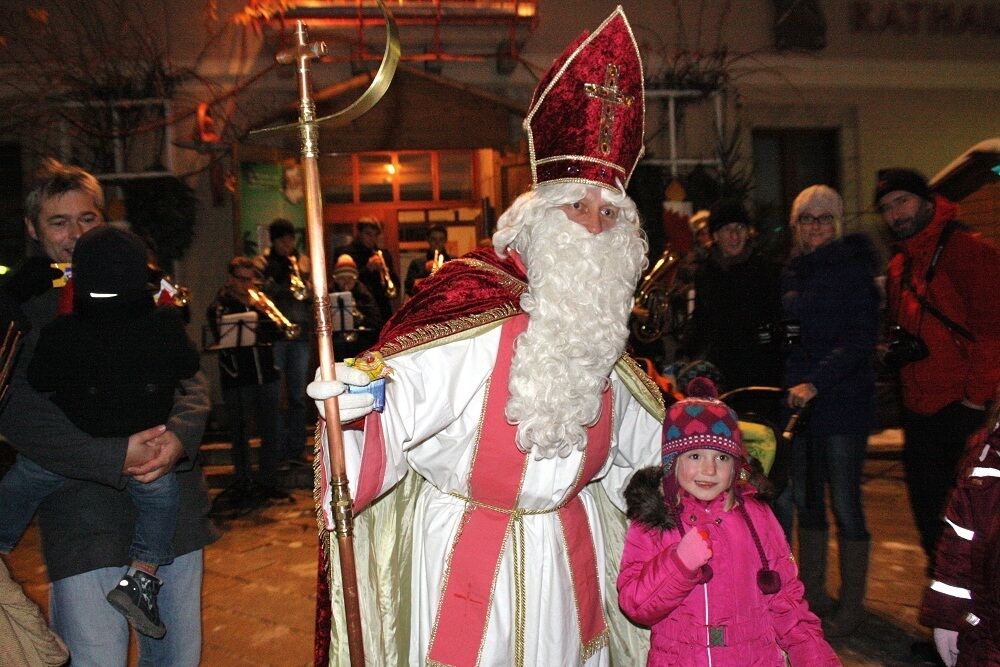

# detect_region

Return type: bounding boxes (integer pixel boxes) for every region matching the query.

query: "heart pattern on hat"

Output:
[712,422,732,437]
[661,392,745,463]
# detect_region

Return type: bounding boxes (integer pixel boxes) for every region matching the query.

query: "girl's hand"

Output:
[675,527,712,571]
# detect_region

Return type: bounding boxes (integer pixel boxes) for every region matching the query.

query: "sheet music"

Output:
[330,291,354,332]
[212,311,260,349]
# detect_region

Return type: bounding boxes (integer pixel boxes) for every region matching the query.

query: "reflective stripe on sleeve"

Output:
[945,516,974,541]
[970,467,1000,478]
[930,580,972,599]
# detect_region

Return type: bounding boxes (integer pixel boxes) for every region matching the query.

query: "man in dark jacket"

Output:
[207,257,283,502]
[339,217,399,322]
[877,168,1000,562]
[404,224,452,296]
[0,160,216,666]
[256,219,314,468]
[679,198,783,391]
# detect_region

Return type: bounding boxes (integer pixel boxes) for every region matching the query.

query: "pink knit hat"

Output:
[662,377,746,463]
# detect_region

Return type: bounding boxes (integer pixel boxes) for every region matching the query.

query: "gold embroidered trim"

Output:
[457,258,529,294]
[534,154,626,173]
[556,499,610,666]
[614,353,665,420]
[464,377,492,492]
[579,627,610,662]
[311,418,340,658]
[426,498,472,663]
[313,418,333,564]
[528,177,624,194]
[379,302,522,358]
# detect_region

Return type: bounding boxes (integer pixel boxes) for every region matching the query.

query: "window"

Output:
[398,153,433,201]
[320,154,354,204]
[439,151,474,200]
[752,128,840,254]
[321,150,475,204]
[358,153,395,202]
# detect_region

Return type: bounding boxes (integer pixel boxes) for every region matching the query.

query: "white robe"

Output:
[318,321,661,666]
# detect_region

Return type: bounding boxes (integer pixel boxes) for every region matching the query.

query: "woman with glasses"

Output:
[776,184,880,638]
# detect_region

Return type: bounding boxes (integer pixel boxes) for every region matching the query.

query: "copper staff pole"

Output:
[257,7,399,665]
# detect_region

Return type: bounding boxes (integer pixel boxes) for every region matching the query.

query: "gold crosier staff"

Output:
[251,6,399,665]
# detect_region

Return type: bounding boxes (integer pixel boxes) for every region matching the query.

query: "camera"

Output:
[758,320,801,348]
[881,325,929,370]
[782,320,801,347]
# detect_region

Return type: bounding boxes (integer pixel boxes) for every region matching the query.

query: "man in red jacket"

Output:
[876,167,1000,562]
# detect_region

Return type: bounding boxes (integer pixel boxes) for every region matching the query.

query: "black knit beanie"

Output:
[874,168,932,205]
[708,198,752,234]
[73,226,149,302]
[269,218,295,242]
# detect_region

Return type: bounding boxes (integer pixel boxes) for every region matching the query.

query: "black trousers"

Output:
[901,401,984,560]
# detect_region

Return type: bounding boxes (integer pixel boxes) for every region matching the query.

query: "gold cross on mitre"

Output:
[584,63,635,155]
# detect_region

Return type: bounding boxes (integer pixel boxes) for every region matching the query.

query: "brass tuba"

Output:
[248,287,301,339]
[289,255,308,301]
[630,246,680,343]
[375,249,397,298]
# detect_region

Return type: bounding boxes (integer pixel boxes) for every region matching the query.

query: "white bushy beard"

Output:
[495,184,647,459]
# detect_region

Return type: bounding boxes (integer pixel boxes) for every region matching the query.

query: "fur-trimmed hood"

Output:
[624,466,675,530]
[624,465,774,531]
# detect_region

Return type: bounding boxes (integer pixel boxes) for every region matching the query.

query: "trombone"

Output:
[247,287,301,339]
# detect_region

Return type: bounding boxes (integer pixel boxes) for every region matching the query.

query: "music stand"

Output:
[204,311,261,351]
[330,291,354,332]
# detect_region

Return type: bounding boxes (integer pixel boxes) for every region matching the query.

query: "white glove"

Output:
[933,628,959,667]
[307,364,375,423]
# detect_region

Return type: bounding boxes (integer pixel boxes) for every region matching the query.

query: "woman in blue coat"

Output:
[776,185,879,638]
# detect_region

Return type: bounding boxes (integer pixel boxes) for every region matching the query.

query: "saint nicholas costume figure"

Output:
[311,8,664,665]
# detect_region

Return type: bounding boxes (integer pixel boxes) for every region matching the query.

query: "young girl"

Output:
[617,378,840,665]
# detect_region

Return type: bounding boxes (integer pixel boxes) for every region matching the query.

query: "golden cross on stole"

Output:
[584,63,634,155]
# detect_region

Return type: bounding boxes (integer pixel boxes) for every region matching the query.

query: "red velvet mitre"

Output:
[525,6,645,192]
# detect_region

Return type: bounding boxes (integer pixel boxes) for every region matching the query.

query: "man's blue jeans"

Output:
[50,549,203,667]
[775,432,870,541]
[273,339,312,461]
[0,454,177,564]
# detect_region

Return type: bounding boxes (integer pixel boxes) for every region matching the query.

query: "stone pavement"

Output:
[4,429,947,666]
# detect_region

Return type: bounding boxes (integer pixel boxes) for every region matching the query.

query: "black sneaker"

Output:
[106,570,166,639]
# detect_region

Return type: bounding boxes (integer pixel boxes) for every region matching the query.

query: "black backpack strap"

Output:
[924,218,959,284]
[904,219,976,342]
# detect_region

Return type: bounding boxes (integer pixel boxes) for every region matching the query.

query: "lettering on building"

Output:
[849,1,1000,35]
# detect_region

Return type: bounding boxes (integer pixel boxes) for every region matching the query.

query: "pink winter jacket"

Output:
[617,467,840,666]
